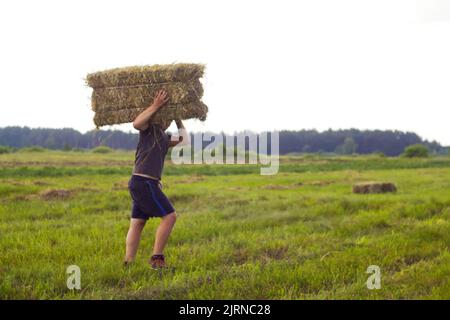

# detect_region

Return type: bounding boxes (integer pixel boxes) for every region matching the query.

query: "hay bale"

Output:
[352,182,397,194]
[86,63,205,89]
[91,79,203,112]
[86,63,208,127]
[93,101,208,127]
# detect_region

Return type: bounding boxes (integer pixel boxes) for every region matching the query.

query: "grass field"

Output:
[0,150,449,299]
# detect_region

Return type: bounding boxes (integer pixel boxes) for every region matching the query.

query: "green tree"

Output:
[91,146,113,154]
[0,145,12,154]
[402,144,429,158]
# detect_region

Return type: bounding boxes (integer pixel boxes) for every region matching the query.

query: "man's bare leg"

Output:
[153,212,177,255]
[124,218,146,263]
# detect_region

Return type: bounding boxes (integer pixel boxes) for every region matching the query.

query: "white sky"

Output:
[0,0,449,144]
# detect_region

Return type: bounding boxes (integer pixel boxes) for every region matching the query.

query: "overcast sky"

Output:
[0,0,449,144]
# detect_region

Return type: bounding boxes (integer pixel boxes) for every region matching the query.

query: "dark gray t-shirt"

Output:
[132,124,171,180]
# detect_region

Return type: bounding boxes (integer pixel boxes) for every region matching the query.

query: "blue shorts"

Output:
[128,175,175,220]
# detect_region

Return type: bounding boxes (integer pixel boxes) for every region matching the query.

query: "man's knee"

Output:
[165,211,177,223]
[130,218,146,230]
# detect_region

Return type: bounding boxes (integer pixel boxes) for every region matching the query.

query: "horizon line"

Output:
[0,125,446,146]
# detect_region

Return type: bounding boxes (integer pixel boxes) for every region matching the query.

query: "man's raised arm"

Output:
[133,89,169,131]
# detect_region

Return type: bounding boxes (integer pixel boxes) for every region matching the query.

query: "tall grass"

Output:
[0,152,449,299]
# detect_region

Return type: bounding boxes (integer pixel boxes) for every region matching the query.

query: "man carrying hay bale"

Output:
[124,89,190,270]
[86,63,207,269]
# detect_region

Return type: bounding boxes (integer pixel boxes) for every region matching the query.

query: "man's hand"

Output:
[133,89,169,131]
[151,89,169,110]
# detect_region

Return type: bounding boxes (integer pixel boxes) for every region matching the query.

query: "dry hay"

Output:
[91,79,204,112]
[40,189,73,200]
[310,180,334,186]
[112,180,130,191]
[228,186,244,191]
[262,245,289,261]
[263,184,291,190]
[86,63,208,127]
[263,182,326,190]
[13,194,36,201]
[9,181,26,186]
[352,182,397,194]
[177,175,206,184]
[73,187,98,193]
[33,180,51,186]
[4,180,51,187]
[86,63,205,89]
[93,101,208,127]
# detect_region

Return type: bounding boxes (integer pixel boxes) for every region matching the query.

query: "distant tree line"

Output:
[277,129,443,156]
[0,127,138,150]
[0,126,445,156]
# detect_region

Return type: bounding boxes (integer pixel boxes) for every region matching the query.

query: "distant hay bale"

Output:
[352,182,397,194]
[86,63,208,127]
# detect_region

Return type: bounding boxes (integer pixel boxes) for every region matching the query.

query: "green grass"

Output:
[0,150,449,299]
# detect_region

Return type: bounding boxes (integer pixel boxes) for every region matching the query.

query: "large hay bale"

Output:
[86,63,205,89]
[352,182,397,194]
[86,63,208,127]
[91,79,203,112]
[93,101,208,127]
